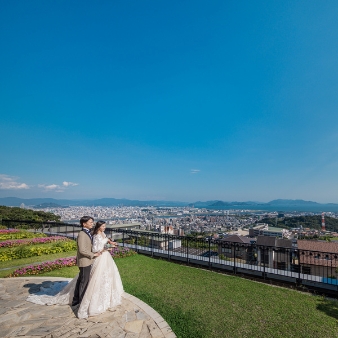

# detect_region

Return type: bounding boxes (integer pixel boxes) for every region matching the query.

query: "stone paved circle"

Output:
[0,277,176,338]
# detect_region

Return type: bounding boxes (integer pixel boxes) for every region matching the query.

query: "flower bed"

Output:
[0,236,71,248]
[6,246,137,277]
[0,231,46,241]
[0,229,20,233]
[0,240,77,261]
[6,257,77,277]
[107,246,137,258]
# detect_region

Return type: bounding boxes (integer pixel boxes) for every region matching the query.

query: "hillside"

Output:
[2,197,338,212]
[259,215,338,232]
[267,199,321,206]
[0,206,60,222]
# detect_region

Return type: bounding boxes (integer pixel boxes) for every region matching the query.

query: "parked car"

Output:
[200,251,218,257]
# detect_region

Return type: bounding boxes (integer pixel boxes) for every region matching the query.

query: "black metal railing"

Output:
[2,219,338,293]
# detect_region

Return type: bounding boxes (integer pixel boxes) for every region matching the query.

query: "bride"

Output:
[27,221,124,319]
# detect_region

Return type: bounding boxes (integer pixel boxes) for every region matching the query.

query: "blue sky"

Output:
[1,1,338,203]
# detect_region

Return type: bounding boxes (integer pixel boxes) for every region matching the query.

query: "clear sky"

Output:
[1,1,338,203]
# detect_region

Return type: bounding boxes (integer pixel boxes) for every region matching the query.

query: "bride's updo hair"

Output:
[93,220,106,236]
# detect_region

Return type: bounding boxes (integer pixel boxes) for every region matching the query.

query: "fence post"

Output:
[122,231,125,247]
[263,247,266,279]
[208,237,211,268]
[233,243,236,274]
[297,249,301,285]
[186,237,189,264]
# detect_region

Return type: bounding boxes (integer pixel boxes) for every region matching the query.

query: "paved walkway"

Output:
[0,277,176,338]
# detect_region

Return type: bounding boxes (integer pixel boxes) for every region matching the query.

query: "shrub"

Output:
[0,240,77,261]
[219,254,231,261]
[0,231,46,241]
[0,236,71,248]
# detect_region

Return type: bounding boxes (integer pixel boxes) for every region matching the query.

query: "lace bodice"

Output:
[92,233,108,253]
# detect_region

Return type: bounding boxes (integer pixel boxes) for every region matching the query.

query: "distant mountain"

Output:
[188,201,220,207]
[210,201,233,206]
[193,199,338,212]
[209,201,260,207]
[1,197,338,212]
[0,197,187,208]
[267,199,322,206]
[78,198,187,207]
[34,203,64,208]
[207,199,338,208]
[0,197,81,207]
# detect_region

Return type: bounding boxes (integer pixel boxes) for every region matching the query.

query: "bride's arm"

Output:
[106,234,118,247]
[92,235,104,253]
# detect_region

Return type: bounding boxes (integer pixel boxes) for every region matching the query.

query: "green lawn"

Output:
[11,254,338,338]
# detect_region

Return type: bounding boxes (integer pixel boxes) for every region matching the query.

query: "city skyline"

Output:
[1,1,338,203]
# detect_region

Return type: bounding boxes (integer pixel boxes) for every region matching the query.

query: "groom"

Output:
[72,216,101,307]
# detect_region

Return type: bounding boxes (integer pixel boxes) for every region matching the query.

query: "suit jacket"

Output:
[76,230,95,267]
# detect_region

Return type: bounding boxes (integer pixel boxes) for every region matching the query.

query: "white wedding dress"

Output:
[26,233,124,319]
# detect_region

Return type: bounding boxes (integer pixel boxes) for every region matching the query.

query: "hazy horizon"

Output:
[1,196,337,205]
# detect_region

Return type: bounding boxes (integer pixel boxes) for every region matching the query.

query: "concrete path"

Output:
[0,277,176,338]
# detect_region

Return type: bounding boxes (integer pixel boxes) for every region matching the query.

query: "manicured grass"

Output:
[116,256,338,338]
[14,254,338,338]
[39,265,79,278]
[0,250,77,277]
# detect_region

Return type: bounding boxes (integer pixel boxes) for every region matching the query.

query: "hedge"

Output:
[0,231,46,241]
[0,236,71,248]
[0,240,77,261]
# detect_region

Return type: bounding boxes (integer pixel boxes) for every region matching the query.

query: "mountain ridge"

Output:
[1,197,338,210]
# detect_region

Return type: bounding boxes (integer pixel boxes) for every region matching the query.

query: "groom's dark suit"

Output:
[72,229,95,306]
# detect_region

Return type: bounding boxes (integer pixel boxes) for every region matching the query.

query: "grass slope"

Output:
[116,256,338,338]
[16,254,338,338]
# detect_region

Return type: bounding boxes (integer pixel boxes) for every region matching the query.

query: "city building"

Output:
[249,224,286,238]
